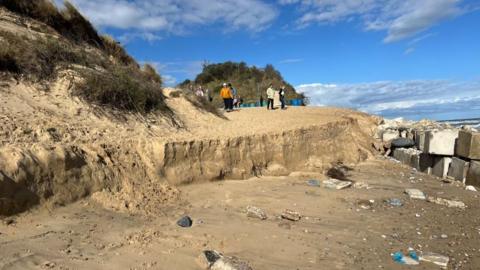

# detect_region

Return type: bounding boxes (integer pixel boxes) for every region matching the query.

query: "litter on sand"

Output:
[392,251,419,265]
[323,179,352,190]
[405,189,426,200]
[420,252,449,268]
[427,197,466,209]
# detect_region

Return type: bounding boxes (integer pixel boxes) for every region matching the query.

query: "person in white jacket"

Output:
[266,84,275,110]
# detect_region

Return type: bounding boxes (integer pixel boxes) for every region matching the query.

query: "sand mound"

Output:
[0,76,378,216]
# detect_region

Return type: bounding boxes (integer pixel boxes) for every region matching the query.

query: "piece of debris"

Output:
[246,206,267,220]
[197,250,223,269]
[386,198,403,207]
[306,179,321,187]
[2,218,15,226]
[323,178,352,190]
[466,185,477,192]
[212,256,253,270]
[281,209,301,221]
[427,197,466,209]
[197,250,253,270]
[420,252,449,268]
[392,251,419,265]
[326,164,352,180]
[41,261,56,269]
[353,182,369,189]
[391,138,415,148]
[357,199,374,210]
[177,216,193,228]
[405,189,426,200]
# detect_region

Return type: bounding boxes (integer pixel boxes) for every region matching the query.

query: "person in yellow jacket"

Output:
[266,84,275,110]
[220,83,233,112]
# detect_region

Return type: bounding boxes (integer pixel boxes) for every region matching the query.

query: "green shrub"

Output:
[0,47,19,73]
[77,66,166,113]
[181,61,306,107]
[0,0,103,47]
[142,64,162,85]
[0,30,95,80]
[185,93,224,118]
[101,35,137,66]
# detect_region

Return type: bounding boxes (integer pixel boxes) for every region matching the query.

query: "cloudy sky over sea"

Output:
[55,0,480,120]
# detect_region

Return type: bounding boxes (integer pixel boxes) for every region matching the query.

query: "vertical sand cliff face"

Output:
[0,117,374,216]
[161,119,372,185]
[0,81,377,216]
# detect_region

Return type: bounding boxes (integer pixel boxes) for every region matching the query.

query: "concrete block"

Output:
[424,130,459,156]
[466,161,480,187]
[456,130,480,160]
[414,130,427,151]
[432,157,452,179]
[447,157,469,182]
[411,153,434,173]
[393,148,412,165]
[382,130,399,142]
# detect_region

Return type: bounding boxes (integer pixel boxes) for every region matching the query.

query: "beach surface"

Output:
[1,158,479,269]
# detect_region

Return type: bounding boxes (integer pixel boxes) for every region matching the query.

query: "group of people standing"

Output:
[265,84,287,110]
[220,83,287,112]
[220,83,243,112]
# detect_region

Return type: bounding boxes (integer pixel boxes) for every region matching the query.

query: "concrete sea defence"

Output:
[377,118,480,187]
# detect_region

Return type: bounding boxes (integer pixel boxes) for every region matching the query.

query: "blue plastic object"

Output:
[392,252,404,264]
[409,251,419,261]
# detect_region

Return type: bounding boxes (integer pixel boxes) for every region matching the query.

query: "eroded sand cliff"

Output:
[0,77,378,216]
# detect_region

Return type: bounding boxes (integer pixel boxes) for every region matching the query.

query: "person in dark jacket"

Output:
[279,86,286,110]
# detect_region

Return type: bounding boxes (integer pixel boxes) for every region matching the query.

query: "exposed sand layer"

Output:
[1,159,479,269]
[0,77,378,216]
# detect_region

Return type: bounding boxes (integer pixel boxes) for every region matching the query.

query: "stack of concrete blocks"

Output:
[451,130,480,186]
[393,148,433,173]
[379,118,480,187]
[422,129,458,179]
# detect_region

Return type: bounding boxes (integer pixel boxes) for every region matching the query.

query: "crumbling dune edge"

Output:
[161,118,373,185]
[0,117,375,216]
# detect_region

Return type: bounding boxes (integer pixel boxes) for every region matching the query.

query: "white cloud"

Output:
[161,75,177,86]
[61,0,278,37]
[297,80,480,120]
[280,0,465,42]
[142,60,205,86]
[118,32,162,43]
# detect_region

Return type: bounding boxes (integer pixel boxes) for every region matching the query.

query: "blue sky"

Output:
[56,0,480,120]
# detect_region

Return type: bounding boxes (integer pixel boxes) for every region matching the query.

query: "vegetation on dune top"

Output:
[179,62,305,106]
[0,1,176,114]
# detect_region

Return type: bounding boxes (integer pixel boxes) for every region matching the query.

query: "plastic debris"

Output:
[306,179,321,187]
[197,250,253,270]
[357,199,374,210]
[466,185,477,192]
[386,198,403,207]
[405,189,426,200]
[427,197,466,209]
[281,209,301,221]
[420,252,449,268]
[392,251,419,265]
[353,182,369,189]
[323,178,352,190]
[246,206,267,220]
